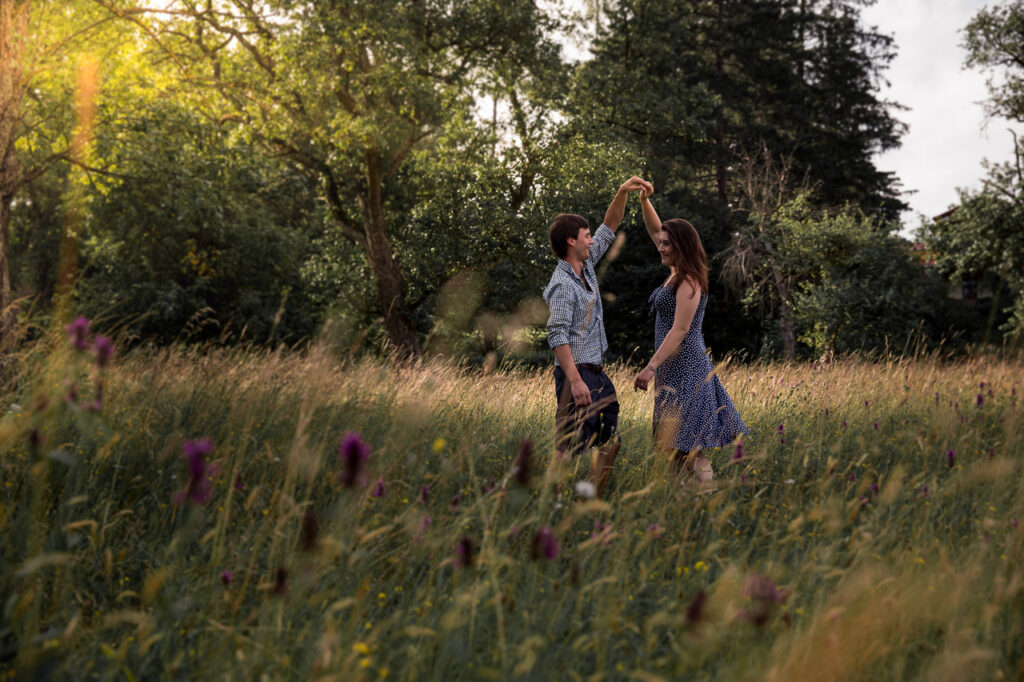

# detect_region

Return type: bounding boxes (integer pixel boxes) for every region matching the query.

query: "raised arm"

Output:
[603,176,652,232]
[640,190,662,247]
[634,279,701,391]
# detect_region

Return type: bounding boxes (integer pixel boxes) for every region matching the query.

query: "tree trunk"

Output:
[0,1,30,353]
[772,269,796,360]
[0,195,12,353]
[360,145,421,357]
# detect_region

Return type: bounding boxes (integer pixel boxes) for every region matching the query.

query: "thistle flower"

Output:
[273,567,288,596]
[221,570,234,586]
[419,484,430,504]
[732,441,745,461]
[977,394,984,407]
[740,574,787,626]
[372,478,386,498]
[337,431,370,488]
[647,523,664,538]
[450,494,461,509]
[93,335,114,368]
[848,471,856,482]
[65,316,90,350]
[455,536,475,567]
[173,437,216,505]
[531,526,560,560]
[685,590,707,628]
[513,439,532,487]
[946,449,955,469]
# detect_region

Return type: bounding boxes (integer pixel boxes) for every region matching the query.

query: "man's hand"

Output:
[619,176,653,195]
[634,366,656,392]
[571,377,593,406]
[605,176,654,231]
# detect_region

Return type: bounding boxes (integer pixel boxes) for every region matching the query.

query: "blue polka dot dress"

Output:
[649,286,748,451]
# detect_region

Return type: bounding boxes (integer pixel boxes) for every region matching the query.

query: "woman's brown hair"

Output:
[661,218,709,298]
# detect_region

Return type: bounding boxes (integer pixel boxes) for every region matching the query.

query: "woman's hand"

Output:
[634,366,656,391]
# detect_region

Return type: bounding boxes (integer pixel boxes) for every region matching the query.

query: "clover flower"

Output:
[337,431,370,487]
[575,480,596,499]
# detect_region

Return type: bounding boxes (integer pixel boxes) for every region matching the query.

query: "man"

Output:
[543,176,652,496]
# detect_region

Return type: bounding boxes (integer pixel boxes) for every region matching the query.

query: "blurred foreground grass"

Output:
[1,337,1022,680]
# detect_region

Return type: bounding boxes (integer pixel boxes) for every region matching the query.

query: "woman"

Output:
[633,189,748,480]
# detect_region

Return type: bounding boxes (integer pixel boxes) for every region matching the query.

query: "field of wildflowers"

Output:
[2,324,1022,680]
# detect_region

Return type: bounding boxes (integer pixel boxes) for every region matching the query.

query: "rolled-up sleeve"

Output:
[544,281,573,349]
[588,223,616,264]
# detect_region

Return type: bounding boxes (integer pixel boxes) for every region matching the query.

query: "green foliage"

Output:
[729,194,935,358]
[77,103,321,344]
[963,0,1024,122]
[923,152,1024,342]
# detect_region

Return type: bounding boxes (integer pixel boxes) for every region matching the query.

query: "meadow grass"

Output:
[1,338,1022,681]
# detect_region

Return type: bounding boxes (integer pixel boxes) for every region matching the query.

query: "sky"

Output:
[860,0,1020,230]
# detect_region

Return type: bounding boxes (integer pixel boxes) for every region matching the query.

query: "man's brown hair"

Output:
[549,213,590,259]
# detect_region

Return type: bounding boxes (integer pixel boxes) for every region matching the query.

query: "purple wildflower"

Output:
[419,484,430,504]
[301,512,320,551]
[531,526,560,560]
[481,478,496,495]
[65,316,90,350]
[513,439,532,487]
[93,335,114,368]
[977,394,984,407]
[869,482,879,494]
[732,441,746,461]
[873,422,878,430]
[450,494,461,509]
[685,590,707,628]
[337,431,370,488]
[273,567,288,596]
[740,574,787,626]
[234,474,244,491]
[420,516,433,532]
[946,449,955,469]
[824,408,830,416]
[28,428,45,452]
[647,523,664,538]
[848,471,856,482]
[777,423,784,434]
[173,437,216,505]
[920,485,929,497]
[372,478,386,498]
[455,536,475,567]
[221,570,233,586]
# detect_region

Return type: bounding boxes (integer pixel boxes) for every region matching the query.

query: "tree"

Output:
[569,0,907,357]
[923,145,1024,342]
[98,0,561,357]
[963,0,1024,122]
[0,1,131,354]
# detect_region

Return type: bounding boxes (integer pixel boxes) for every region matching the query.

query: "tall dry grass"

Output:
[1,338,1022,680]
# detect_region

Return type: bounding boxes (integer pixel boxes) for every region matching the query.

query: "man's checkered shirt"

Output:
[543,223,616,366]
